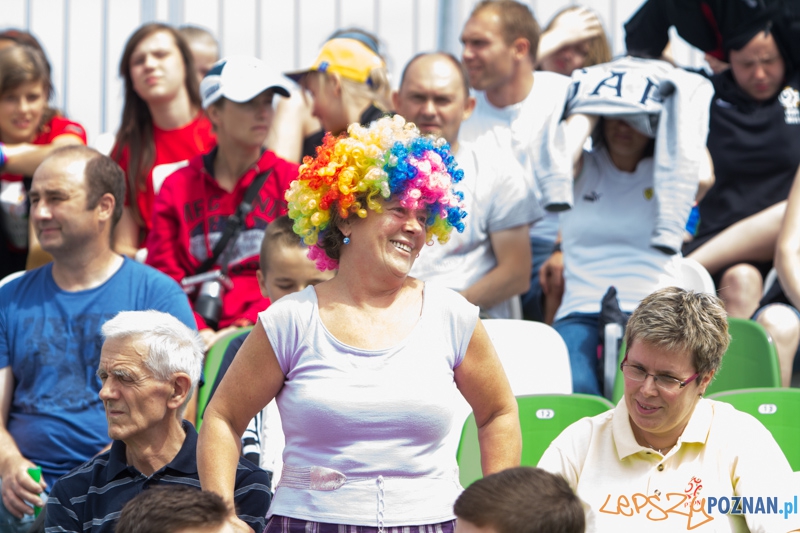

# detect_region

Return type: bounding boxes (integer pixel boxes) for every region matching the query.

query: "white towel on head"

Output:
[540,56,714,255]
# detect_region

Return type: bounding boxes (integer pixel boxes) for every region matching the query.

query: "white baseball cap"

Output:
[200,56,289,109]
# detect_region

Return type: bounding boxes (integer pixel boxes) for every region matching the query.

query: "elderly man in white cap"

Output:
[145,56,301,351]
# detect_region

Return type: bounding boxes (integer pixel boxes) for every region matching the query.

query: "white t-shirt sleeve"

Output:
[258,287,316,376]
[425,282,479,369]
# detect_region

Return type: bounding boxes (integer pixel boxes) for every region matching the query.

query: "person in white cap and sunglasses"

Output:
[146,56,300,351]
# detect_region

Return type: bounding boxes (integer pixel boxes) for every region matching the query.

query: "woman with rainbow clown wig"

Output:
[198,115,521,532]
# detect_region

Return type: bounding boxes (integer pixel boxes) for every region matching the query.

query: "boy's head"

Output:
[178,25,219,83]
[115,486,233,533]
[257,215,335,302]
[454,467,585,533]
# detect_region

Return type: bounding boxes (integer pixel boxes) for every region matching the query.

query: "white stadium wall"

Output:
[0,0,705,147]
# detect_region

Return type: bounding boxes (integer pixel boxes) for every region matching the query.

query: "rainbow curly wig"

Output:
[286,115,468,271]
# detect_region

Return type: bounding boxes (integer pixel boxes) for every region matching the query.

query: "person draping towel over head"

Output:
[539,57,714,255]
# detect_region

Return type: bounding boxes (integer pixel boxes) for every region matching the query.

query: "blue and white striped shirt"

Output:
[44,420,271,533]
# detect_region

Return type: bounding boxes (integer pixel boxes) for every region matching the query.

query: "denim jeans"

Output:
[553,312,604,395]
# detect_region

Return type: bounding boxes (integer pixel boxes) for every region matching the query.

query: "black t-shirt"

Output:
[689,70,800,248]
[624,0,800,68]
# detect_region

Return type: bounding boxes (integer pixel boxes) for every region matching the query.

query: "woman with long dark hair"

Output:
[111,23,215,257]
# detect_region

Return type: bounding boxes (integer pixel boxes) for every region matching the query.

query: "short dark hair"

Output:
[115,487,229,533]
[454,467,585,533]
[471,0,541,62]
[260,214,305,272]
[48,145,126,229]
[399,52,470,99]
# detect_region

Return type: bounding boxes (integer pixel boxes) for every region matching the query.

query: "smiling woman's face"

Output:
[340,197,429,279]
[624,340,712,446]
[0,80,46,143]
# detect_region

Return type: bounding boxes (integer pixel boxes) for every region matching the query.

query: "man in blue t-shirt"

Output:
[0,146,195,533]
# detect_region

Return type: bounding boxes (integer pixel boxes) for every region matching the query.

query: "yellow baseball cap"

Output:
[285,37,385,85]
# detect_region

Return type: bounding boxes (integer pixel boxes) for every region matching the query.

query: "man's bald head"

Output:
[393,53,475,149]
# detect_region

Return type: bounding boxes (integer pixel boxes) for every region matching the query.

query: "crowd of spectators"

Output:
[1,0,799,531]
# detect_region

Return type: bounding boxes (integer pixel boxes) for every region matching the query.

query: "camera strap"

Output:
[195,168,273,275]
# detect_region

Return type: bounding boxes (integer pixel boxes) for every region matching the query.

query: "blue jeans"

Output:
[553,312,604,395]
[0,479,45,533]
[521,236,556,322]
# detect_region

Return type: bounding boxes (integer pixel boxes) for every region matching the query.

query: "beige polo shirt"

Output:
[538,398,800,533]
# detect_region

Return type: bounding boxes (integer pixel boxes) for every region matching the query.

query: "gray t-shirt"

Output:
[411,141,541,318]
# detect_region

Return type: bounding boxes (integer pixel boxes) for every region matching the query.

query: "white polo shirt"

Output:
[538,398,800,533]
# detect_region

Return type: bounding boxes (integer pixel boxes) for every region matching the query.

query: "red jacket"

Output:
[146,148,298,329]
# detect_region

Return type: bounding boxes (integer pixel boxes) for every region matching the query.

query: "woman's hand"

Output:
[545,7,604,48]
[538,7,603,68]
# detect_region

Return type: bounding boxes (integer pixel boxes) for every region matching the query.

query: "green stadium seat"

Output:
[708,387,800,471]
[195,326,253,429]
[456,393,614,487]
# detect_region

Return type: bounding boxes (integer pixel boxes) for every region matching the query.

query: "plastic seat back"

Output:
[448,320,575,469]
[482,319,572,396]
[196,326,253,429]
[679,258,716,294]
[708,388,800,471]
[706,318,781,396]
[456,394,613,488]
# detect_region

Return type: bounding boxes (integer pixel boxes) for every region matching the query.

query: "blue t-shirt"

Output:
[0,257,195,487]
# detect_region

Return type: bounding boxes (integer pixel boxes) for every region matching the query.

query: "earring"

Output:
[343,237,350,245]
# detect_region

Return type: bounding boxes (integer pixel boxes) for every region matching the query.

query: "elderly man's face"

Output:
[98,336,175,443]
